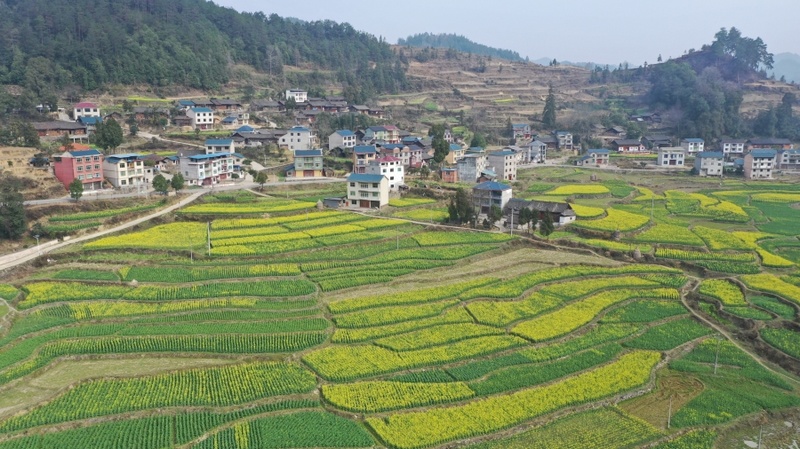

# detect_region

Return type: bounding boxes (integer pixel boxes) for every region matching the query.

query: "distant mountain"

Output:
[771,52,800,83]
[398,33,524,62]
[533,58,611,70]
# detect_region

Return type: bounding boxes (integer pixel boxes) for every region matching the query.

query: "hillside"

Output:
[398,33,525,62]
[772,52,800,83]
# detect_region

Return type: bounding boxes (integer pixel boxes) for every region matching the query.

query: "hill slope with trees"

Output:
[398,33,525,62]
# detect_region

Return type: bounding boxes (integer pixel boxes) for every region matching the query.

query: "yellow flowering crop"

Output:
[570,204,605,218]
[698,279,746,306]
[741,274,800,305]
[572,208,650,232]
[323,381,475,413]
[546,184,610,195]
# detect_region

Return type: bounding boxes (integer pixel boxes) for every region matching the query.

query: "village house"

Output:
[179,153,235,186]
[346,173,389,209]
[329,130,357,152]
[693,151,724,176]
[487,149,519,181]
[512,124,531,140]
[364,125,401,144]
[52,146,104,190]
[205,138,235,154]
[503,198,576,228]
[577,149,610,166]
[744,149,777,180]
[457,154,487,184]
[612,139,646,153]
[778,149,800,171]
[748,138,794,151]
[657,147,686,167]
[103,153,151,188]
[366,156,404,191]
[187,107,215,130]
[472,181,512,216]
[250,99,283,113]
[555,131,573,150]
[681,138,705,153]
[286,149,324,178]
[598,126,627,145]
[285,89,308,103]
[643,135,672,149]
[210,99,243,112]
[33,122,88,141]
[445,144,466,164]
[352,145,378,174]
[73,102,100,119]
[719,138,747,158]
[441,167,458,183]
[279,126,317,151]
[522,140,547,163]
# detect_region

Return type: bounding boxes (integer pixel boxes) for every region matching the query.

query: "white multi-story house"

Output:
[328,130,357,152]
[279,126,316,151]
[657,147,686,167]
[285,89,308,103]
[179,153,235,186]
[694,151,724,176]
[472,181,513,216]
[346,173,389,209]
[555,131,573,150]
[719,138,747,157]
[103,153,149,188]
[778,149,800,170]
[681,138,705,153]
[205,138,235,154]
[366,156,404,191]
[187,107,215,130]
[73,102,100,119]
[744,149,777,180]
[457,154,487,184]
[487,149,519,181]
[352,145,378,174]
[522,140,547,163]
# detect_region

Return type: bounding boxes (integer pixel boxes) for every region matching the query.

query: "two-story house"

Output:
[329,130,357,152]
[279,126,317,151]
[285,89,308,103]
[103,154,149,187]
[179,153,235,186]
[657,147,685,167]
[352,145,378,174]
[287,149,324,178]
[577,149,610,166]
[346,173,389,209]
[744,149,777,180]
[681,138,705,153]
[366,156,404,191]
[52,146,104,190]
[187,107,215,130]
[487,149,519,181]
[73,102,100,119]
[693,152,724,176]
[778,149,800,170]
[205,139,235,155]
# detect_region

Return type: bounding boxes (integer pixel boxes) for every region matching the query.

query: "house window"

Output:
[350,191,355,196]
[94,173,100,178]
[77,166,82,172]
[78,175,84,180]
[372,183,378,188]
[119,163,125,168]
[94,164,100,170]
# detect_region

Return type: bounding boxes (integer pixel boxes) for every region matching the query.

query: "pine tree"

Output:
[542,84,557,129]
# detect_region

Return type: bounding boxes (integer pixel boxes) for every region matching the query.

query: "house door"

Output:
[359,200,371,208]
[303,170,314,177]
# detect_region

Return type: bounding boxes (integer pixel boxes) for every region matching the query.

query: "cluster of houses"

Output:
[577,134,796,180]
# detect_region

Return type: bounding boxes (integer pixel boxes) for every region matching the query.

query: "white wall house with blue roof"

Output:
[694,152,724,176]
[287,149,324,178]
[681,138,705,153]
[205,139,235,155]
[346,173,389,209]
[329,130,357,152]
[744,149,777,180]
[103,153,150,188]
[472,181,513,216]
[487,149,519,181]
[179,153,235,186]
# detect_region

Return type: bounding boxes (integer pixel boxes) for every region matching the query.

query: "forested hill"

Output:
[0,0,406,100]
[398,33,525,62]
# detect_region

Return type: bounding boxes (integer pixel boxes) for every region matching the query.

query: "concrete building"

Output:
[487,149,518,181]
[719,138,747,158]
[52,147,104,190]
[681,138,705,153]
[456,154,487,184]
[445,144,466,164]
[577,149,610,166]
[187,107,214,130]
[522,140,547,163]
[352,145,378,174]
[73,102,100,119]
[285,89,308,103]
[693,151,724,176]
[744,149,777,180]
[366,156,404,191]
[441,167,458,183]
[778,149,800,170]
[103,153,150,187]
[279,126,316,151]
[205,139,235,154]
[472,181,513,216]
[555,131,573,150]
[346,173,389,209]
[329,130,357,152]
[179,153,235,186]
[657,147,686,167]
[287,149,324,178]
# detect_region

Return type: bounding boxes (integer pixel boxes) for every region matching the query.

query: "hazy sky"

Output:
[213,0,797,65]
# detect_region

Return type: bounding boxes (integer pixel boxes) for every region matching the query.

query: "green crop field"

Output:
[0,178,799,449]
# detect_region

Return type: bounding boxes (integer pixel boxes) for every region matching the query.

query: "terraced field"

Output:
[0,186,798,449]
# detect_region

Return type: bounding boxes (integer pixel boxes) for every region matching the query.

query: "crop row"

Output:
[692,226,751,251]
[512,288,678,342]
[624,318,712,350]
[49,202,163,222]
[741,274,800,305]
[375,323,503,351]
[546,184,610,196]
[121,263,302,282]
[0,362,316,432]
[329,279,495,314]
[331,308,474,344]
[389,197,437,207]
[365,351,661,449]
[211,211,340,230]
[413,231,514,246]
[601,300,687,323]
[630,223,705,246]
[571,209,650,232]
[655,248,755,262]
[323,381,475,413]
[84,222,208,251]
[698,279,746,305]
[178,200,316,215]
